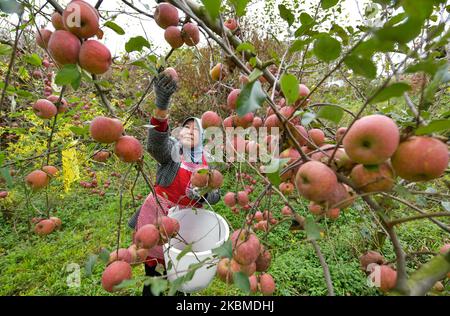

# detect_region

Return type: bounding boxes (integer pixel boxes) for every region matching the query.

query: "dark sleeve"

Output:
[147,116,174,165]
[128,206,141,230]
[204,189,221,205]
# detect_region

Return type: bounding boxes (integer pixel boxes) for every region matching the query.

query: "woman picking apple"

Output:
[128,69,221,296]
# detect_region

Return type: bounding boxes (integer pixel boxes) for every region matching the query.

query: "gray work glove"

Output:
[186,186,202,201]
[154,72,178,110]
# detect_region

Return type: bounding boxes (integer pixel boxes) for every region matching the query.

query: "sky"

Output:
[4,0,372,57]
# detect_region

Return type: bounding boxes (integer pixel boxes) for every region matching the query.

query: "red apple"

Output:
[391,136,449,182]
[343,115,399,165]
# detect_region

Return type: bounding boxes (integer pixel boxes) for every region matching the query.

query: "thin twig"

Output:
[0,12,24,112]
[311,239,335,296]
[388,212,450,226]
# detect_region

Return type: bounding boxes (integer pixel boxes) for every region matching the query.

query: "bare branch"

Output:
[0,12,24,112]
[311,240,335,296]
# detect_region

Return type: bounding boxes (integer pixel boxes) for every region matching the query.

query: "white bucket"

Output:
[163,207,230,293]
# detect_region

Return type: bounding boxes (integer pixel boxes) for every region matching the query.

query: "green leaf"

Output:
[168,275,185,296]
[370,82,411,104]
[289,39,307,54]
[202,0,221,20]
[0,167,13,187]
[104,21,125,35]
[0,43,12,55]
[69,126,89,136]
[331,23,349,45]
[183,264,200,282]
[354,37,396,58]
[98,248,110,263]
[236,80,266,117]
[236,42,256,55]
[16,89,33,98]
[228,0,250,16]
[301,112,316,125]
[344,54,377,79]
[233,272,250,294]
[405,58,446,76]
[247,69,263,83]
[176,244,193,261]
[212,239,232,258]
[55,64,81,90]
[394,184,413,199]
[278,4,294,26]
[316,105,344,124]
[24,53,42,66]
[305,216,321,241]
[280,74,299,105]
[402,0,433,20]
[300,12,314,25]
[0,0,23,14]
[415,120,450,135]
[125,36,150,53]
[261,158,290,187]
[384,12,407,27]
[441,201,450,212]
[423,64,450,108]
[151,278,168,296]
[313,34,341,62]
[376,17,423,44]
[321,0,339,9]
[0,153,5,166]
[84,254,97,277]
[113,279,137,290]
[131,60,153,72]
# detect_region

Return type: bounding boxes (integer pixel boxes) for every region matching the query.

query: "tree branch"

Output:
[382,193,450,234]
[388,212,450,226]
[0,12,23,113]
[311,239,335,296]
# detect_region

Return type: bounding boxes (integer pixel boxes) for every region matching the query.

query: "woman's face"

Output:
[179,120,201,148]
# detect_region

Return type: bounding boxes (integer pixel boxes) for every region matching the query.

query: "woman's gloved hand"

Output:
[154,72,178,110]
[186,186,202,201]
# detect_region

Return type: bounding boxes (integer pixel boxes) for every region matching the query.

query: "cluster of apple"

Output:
[32,216,62,236]
[190,168,224,190]
[359,250,397,292]
[78,168,109,197]
[30,55,56,97]
[24,167,61,235]
[92,150,110,163]
[222,172,257,214]
[32,95,70,120]
[293,114,448,219]
[223,191,251,214]
[217,229,275,295]
[359,243,449,293]
[246,209,281,233]
[101,215,180,293]
[25,165,59,191]
[154,2,200,49]
[89,116,143,163]
[35,1,111,75]
[88,67,179,163]
[30,54,72,120]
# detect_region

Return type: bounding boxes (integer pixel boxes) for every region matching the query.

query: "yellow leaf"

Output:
[62,148,80,193]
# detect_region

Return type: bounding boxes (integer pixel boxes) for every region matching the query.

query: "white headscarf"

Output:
[181,117,204,164]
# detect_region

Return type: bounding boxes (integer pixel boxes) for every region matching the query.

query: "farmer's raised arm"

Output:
[146,71,178,165]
